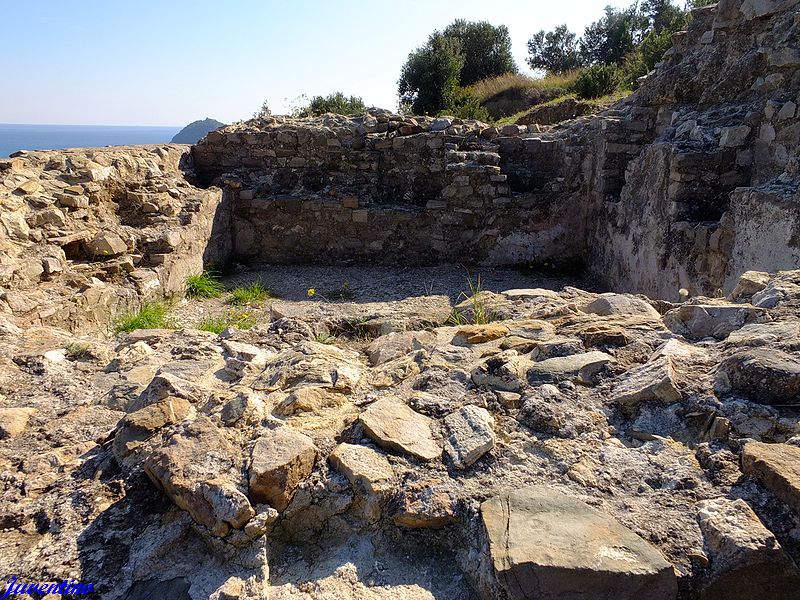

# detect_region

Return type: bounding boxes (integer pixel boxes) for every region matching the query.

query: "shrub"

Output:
[442,87,490,121]
[323,281,355,301]
[196,310,256,334]
[574,65,621,99]
[114,302,172,334]
[447,276,496,325]
[229,282,270,306]
[186,271,224,299]
[295,92,365,117]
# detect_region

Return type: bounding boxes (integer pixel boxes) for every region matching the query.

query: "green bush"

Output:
[574,65,621,99]
[295,92,365,117]
[114,302,172,334]
[442,87,490,121]
[186,271,224,299]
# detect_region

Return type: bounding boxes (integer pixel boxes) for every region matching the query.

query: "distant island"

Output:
[171,118,225,144]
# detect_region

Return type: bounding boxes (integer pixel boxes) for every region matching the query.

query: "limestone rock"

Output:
[84,231,128,258]
[663,304,769,340]
[274,386,347,416]
[144,416,254,536]
[113,396,193,460]
[442,405,495,469]
[366,330,435,365]
[527,351,613,384]
[730,271,770,300]
[481,487,677,600]
[253,342,362,393]
[328,443,395,496]
[454,324,509,344]
[472,352,526,392]
[696,497,800,599]
[741,442,800,514]
[505,319,556,340]
[501,288,560,300]
[584,293,660,319]
[612,355,680,406]
[248,427,317,512]
[359,397,441,461]
[716,349,800,405]
[393,487,456,528]
[0,407,36,439]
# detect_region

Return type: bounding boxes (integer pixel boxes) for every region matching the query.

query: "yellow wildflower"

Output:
[307,288,316,298]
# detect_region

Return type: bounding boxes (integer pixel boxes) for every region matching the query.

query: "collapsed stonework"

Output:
[2,1,800,599]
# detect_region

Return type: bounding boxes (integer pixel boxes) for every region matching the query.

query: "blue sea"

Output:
[0,124,182,158]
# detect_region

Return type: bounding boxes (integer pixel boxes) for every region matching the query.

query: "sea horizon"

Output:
[0,123,183,158]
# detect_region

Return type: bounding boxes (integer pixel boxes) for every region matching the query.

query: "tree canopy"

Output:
[398,20,516,115]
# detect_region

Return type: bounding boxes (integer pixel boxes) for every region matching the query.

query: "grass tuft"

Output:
[196,310,257,334]
[197,316,229,334]
[186,271,224,299]
[65,342,91,359]
[447,276,496,326]
[114,302,172,334]
[229,282,271,306]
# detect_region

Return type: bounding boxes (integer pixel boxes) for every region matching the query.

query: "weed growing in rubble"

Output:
[114,302,173,334]
[186,271,224,299]
[447,276,496,325]
[197,310,256,334]
[229,282,271,306]
[64,342,91,359]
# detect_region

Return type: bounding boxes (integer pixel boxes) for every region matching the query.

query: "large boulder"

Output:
[253,342,363,393]
[527,351,613,385]
[696,497,800,599]
[716,349,800,405]
[741,442,800,513]
[481,487,677,600]
[144,416,254,536]
[663,303,769,340]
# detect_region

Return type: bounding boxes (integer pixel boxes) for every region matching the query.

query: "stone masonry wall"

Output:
[193,114,588,266]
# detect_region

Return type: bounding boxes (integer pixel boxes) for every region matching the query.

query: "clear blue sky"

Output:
[0,0,631,126]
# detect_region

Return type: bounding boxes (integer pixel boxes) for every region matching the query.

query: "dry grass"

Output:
[470,72,582,121]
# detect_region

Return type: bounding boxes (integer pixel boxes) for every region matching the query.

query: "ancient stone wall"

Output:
[193,115,588,265]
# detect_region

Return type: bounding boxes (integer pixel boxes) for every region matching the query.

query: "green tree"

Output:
[526,24,584,74]
[441,19,517,85]
[399,34,464,115]
[580,6,645,65]
[641,0,685,33]
[398,20,516,115]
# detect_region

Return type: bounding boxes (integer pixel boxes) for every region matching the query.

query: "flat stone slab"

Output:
[742,442,800,514]
[527,351,613,384]
[481,487,677,600]
[359,398,441,461]
[328,443,395,496]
